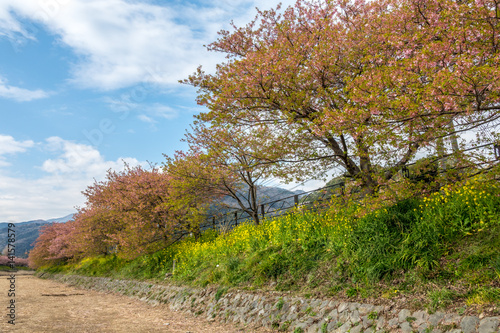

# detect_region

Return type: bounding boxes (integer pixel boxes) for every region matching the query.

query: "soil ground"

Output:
[0,271,272,333]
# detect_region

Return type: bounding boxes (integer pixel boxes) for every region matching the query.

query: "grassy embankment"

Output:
[41,178,500,314]
[0,266,32,271]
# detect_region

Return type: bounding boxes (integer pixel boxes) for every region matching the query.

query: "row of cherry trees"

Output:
[28,165,221,267]
[29,0,500,267]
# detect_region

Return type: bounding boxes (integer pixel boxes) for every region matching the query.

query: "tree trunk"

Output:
[249,180,260,226]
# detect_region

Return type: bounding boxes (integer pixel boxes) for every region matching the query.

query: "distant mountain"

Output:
[0,213,75,226]
[208,185,306,216]
[46,214,75,223]
[0,214,75,259]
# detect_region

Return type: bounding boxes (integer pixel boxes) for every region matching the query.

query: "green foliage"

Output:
[342,198,419,281]
[341,180,500,282]
[215,286,227,302]
[346,287,359,298]
[0,265,32,271]
[39,178,500,310]
[279,321,291,332]
[304,306,316,316]
[367,311,378,320]
[275,298,284,310]
[71,255,126,277]
[466,287,500,306]
[427,289,460,311]
[493,256,500,280]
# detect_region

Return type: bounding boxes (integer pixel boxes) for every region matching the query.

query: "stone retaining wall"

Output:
[42,274,499,333]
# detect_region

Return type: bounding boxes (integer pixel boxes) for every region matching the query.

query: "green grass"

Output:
[39,177,500,312]
[215,286,228,301]
[0,265,32,271]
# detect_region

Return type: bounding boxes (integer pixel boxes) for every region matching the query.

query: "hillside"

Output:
[39,178,500,319]
[0,214,74,258]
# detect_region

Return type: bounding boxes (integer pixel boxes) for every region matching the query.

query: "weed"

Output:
[427,289,458,311]
[382,289,399,299]
[439,323,458,330]
[321,322,328,333]
[367,311,378,320]
[466,286,500,306]
[293,328,304,333]
[328,285,342,296]
[279,321,291,332]
[305,306,316,316]
[215,287,227,302]
[276,297,284,310]
[493,256,500,279]
[346,287,358,298]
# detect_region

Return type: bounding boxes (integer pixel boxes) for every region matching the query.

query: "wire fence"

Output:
[196,141,500,234]
[198,181,346,233]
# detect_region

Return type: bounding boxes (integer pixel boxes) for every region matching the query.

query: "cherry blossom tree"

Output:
[77,165,180,259]
[0,256,28,267]
[184,0,500,194]
[163,150,225,232]
[166,122,284,225]
[28,222,77,268]
[30,164,217,262]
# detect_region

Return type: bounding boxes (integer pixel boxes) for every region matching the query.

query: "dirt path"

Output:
[0,272,272,333]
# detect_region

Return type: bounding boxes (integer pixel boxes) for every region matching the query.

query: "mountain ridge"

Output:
[0,213,75,225]
[0,214,75,259]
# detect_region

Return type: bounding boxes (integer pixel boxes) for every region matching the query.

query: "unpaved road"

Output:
[0,272,272,333]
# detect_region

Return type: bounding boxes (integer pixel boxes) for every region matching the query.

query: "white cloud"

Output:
[0,134,34,155]
[135,104,178,128]
[0,0,296,91]
[149,104,178,119]
[0,134,34,166]
[42,136,141,175]
[137,114,156,124]
[106,97,179,123]
[0,136,144,222]
[0,4,35,41]
[0,76,50,101]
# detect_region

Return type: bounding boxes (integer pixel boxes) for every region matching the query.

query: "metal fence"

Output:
[198,181,346,233]
[197,141,500,234]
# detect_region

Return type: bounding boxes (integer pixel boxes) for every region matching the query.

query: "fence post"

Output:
[495,144,500,160]
[234,211,238,226]
[294,194,299,207]
[212,216,216,230]
[402,166,410,179]
[261,204,265,219]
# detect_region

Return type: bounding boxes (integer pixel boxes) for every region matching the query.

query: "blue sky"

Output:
[0,0,311,222]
